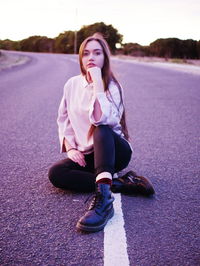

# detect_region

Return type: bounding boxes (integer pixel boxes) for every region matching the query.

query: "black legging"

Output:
[48,125,132,192]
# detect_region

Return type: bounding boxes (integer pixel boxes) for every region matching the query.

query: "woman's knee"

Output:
[93,125,112,141]
[115,147,132,172]
[48,163,64,188]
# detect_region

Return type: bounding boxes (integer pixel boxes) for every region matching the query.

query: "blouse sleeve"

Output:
[89,81,124,126]
[57,81,76,153]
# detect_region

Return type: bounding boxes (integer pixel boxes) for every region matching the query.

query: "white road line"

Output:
[104,193,130,266]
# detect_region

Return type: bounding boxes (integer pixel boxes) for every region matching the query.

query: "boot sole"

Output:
[76,208,114,232]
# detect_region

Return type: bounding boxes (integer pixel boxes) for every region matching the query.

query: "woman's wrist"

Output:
[93,79,104,93]
[67,147,77,153]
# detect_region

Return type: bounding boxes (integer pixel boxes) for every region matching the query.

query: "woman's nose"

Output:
[88,53,94,60]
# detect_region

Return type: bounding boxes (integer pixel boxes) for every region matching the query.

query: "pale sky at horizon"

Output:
[1,0,200,45]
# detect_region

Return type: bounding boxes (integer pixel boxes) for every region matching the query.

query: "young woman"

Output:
[48,33,154,233]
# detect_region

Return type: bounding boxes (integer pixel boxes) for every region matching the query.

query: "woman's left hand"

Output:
[67,149,86,167]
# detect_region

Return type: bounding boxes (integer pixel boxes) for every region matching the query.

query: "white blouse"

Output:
[57,74,125,154]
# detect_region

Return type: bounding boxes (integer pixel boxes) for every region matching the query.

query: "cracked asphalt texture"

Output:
[0,51,200,266]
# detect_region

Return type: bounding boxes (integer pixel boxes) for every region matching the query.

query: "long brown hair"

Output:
[79,33,129,140]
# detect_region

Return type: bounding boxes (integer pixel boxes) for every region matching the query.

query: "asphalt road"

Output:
[0,51,200,266]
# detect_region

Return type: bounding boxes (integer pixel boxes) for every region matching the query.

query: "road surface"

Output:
[0,51,200,266]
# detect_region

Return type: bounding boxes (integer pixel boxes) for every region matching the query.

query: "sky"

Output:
[1,0,200,46]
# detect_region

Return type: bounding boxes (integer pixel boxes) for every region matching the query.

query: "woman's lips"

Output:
[87,63,96,68]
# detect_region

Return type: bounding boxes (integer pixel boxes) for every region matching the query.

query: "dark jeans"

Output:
[48,125,132,192]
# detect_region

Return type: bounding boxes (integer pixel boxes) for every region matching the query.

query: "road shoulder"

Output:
[0,50,30,71]
[112,55,200,75]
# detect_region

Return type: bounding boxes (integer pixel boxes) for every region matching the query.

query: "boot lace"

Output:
[122,171,142,184]
[84,192,103,210]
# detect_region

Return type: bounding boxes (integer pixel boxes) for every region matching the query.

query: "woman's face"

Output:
[82,40,105,72]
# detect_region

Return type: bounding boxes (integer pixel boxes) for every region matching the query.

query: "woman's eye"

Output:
[83,51,102,56]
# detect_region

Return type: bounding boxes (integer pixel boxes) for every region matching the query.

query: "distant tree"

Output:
[35,37,55,53]
[54,31,74,53]
[0,39,16,50]
[181,39,198,59]
[19,36,54,52]
[77,22,123,53]
[122,42,146,56]
[12,41,21,51]
[197,41,200,59]
[149,38,199,59]
[149,39,163,57]
[20,36,43,52]
[149,38,183,58]
[142,46,151,56]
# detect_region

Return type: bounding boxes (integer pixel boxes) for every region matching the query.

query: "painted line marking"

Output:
[104,193,130,266]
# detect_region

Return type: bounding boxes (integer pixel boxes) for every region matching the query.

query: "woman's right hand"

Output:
[67,149,86,167]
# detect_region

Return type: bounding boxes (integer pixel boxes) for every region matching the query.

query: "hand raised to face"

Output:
[87,66,102,83]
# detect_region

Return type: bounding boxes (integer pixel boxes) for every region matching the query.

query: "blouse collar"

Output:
[82,74,93,88]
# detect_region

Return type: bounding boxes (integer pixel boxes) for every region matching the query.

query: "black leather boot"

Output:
[76,183,114,232]
[111,171,155,196]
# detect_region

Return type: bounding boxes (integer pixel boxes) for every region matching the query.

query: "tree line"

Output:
[0,22,199,59]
